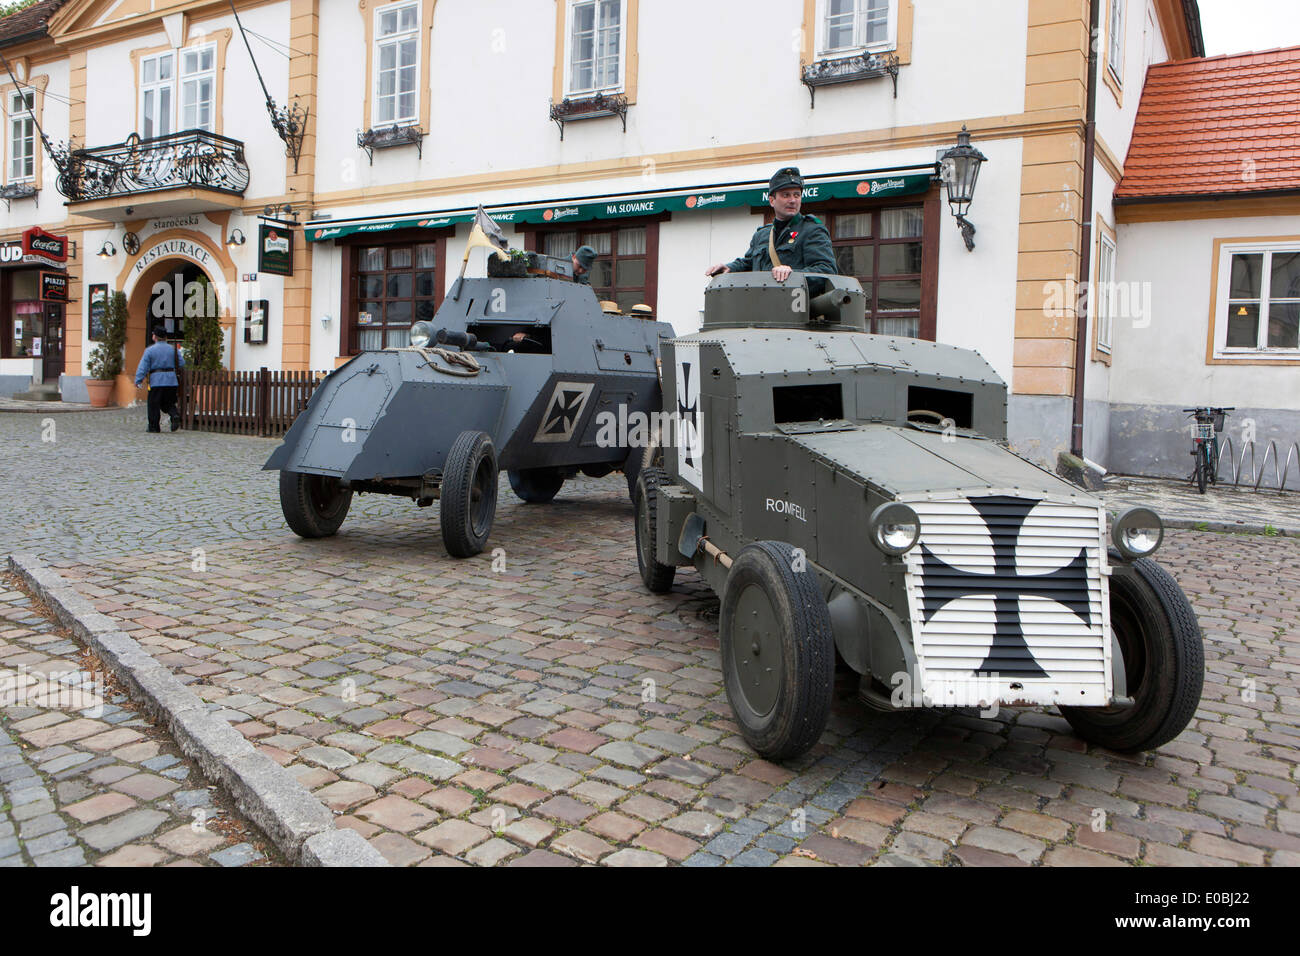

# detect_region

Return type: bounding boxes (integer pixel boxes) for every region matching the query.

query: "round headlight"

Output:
[1112,507,1163,559]
[870,502,921,556]
[409,321,435,349]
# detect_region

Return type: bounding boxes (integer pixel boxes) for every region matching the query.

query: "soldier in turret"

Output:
[706,166,836,282]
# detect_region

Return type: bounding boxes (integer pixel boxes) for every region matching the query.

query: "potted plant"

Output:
[85,290,126,407]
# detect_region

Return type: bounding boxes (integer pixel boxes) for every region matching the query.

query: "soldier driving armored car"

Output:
[706,166,836,282]
[634,269,1204,763]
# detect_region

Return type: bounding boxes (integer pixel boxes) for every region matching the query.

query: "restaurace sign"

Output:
[133,239,213,275]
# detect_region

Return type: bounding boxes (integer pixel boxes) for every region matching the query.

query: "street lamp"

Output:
[96,241,116,259]
[940,125,988,251]
[226,228,246,248]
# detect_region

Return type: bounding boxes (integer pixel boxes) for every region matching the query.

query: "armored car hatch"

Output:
[635,272,1203,761]
[266,252,673,557]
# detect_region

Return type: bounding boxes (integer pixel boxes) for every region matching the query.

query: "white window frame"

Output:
[179,43,217,132]
[563,0,626,97]
[8,90,35,183]
[1095,232,1116,354]
[1107,0,1125,85]
[139,50,175,139]
[373,0,421,126]
[816,0,898,58]
[1213,241,1300,359]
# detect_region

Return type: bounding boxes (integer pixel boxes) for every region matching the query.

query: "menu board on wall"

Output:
[89,284,108,341]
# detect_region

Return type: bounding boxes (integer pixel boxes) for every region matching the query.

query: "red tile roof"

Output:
[1115,45,1300,202]
[0,0,64,48]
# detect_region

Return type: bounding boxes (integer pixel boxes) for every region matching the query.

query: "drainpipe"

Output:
[1071,0,1101,459]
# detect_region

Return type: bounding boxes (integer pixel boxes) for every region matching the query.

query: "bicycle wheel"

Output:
[1195,444,1208,494]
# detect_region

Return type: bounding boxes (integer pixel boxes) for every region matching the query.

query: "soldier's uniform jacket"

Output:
[726,213,836,274]
[574,271,591,286]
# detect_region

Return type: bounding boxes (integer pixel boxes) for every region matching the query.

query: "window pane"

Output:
[1225,302,1259,347]
[183,50,198,74]
[399,4,418,31]
[416,244,437,268]
[1269,252,1300,299]
[880,207,924,239]
[878,279,921,312]
[385,328,410,349]
[1230,253,1262,298]
[387,273,412,298]
[617,227,645,255]
[386,300,412,325]
[360,275,384,297]
[878,242,923,276]
[834,244,873,279]
[1267,303,1299,349]
[380,43,396,73]
[591,261,614,287]
[379,9,397,35]
[358,301,382,326]
[572,62,593,91]
[400,38,417,69]
[159,54,173,80]
[581,232,612,255]
[201,49,213,71]
[159,88,172,134]
[360,248,385,271]
[414,271,436,296]
[416,299,436,322]
[143,59,156,84]
[398,92,414,119]
[616,258,645,286]
[544,232,577,257]
[359,328,383,351]
[876,317,919,337]
[833,214,871,239]
[574,3,594,32]
[389,247,412,269]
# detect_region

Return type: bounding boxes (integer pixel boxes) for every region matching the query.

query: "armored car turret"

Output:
[635,272,1203,761]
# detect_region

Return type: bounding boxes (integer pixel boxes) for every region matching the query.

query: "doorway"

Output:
[40,303,63,383]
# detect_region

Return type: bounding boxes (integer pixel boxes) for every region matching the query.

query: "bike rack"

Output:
[1213,436,1300,492]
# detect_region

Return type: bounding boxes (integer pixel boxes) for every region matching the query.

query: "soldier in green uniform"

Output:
[706,166,836,281]
[572,245,597,285]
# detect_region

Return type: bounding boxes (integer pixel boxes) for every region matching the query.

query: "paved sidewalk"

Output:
[4,410,1298,867]
[0,573,282,867]
[1103,474,1300,536]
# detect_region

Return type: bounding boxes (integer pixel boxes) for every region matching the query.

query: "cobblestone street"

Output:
[3,409,1298,866]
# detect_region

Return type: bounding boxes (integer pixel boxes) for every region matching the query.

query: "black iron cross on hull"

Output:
[919,496,1093,678]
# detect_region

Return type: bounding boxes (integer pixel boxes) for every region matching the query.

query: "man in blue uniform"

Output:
[706,166,836,281]
[134,325,185,433]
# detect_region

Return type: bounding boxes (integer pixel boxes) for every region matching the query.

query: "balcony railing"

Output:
[801,52,900,107]
[56,129,250,203]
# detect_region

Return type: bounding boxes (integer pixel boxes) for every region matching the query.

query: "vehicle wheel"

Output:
[279,470,352,538]
[1059,549,1203,753]
[720,541,834,761]
[508,467,564,503]
[1196,447,1208,493]
[623,446,645,500]
[440,430,498,557]
[634,467,676,594]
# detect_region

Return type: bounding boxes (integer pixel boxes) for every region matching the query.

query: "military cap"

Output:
[573,245,598,270]
[769,166,804,193]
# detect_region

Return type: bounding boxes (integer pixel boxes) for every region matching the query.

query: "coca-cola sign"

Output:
[22,226,68,264]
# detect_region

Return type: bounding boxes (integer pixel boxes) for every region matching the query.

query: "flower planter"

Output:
[85,378,115,407]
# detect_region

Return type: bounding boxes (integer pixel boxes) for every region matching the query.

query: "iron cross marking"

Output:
[919,495,1092,677]
[542,388,587,437]
[677,361,698,469]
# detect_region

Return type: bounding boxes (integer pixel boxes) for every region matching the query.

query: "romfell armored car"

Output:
[266,251,673,556]
[634,272,1203,761]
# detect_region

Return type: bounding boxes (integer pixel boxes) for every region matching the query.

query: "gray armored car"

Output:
[267,251,672,557]
[635,272,1203,761]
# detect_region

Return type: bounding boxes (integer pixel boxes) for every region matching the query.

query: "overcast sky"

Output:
[1196,0,1300,56]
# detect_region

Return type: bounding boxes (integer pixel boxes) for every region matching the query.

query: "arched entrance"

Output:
[122,256,224,405]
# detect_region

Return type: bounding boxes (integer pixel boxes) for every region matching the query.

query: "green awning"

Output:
[306,171,934,241]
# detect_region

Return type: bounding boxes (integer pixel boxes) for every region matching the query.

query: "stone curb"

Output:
[1163,518,1294,537]
[7,553,389,867]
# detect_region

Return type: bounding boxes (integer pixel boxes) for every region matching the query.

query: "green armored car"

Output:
[635,272,1203,761]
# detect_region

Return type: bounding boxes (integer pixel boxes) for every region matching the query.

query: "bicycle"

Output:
[1182,406,1233,494]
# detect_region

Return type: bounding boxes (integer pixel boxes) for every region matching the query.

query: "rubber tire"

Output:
[279,470,352,539]
[440,430,498,558]
[720,541,834,761]
[634,467,676,594]
[1059,549,1204,753]
[508,467,564,503]
[1196,446,1208,494]
[623,446,645,500]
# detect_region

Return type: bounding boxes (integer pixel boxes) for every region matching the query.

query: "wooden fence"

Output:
[179,367,328,437]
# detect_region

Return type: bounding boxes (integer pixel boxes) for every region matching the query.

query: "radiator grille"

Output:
[901,495,1110,706]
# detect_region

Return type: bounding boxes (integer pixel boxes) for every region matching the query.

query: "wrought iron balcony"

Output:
[56,129,250,203]
[549,91,628,140]
[801,52,900,107]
